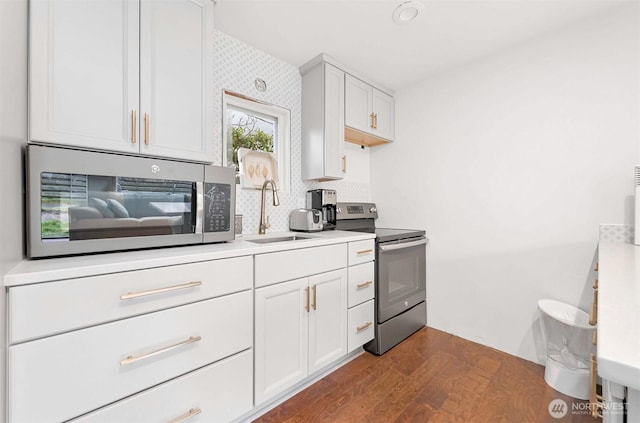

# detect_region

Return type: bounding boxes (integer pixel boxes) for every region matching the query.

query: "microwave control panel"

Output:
[203,182,231,233]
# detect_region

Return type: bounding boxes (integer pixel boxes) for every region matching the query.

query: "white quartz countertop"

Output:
[597,241,640,390]
[4,230,375,287]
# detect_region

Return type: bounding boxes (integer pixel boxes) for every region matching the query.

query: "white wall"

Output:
[0,0,28,417]
[371,3,639,363]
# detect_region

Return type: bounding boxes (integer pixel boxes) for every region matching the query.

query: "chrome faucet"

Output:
[259,179,280,235]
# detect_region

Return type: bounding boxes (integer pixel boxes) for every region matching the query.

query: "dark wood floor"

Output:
[253,327,595,423]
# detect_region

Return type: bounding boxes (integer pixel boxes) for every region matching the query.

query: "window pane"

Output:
[227,105,276,170]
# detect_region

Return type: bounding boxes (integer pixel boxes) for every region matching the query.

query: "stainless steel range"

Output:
[336,202,427,355]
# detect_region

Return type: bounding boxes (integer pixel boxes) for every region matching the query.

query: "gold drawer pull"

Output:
[305,287,310,312]
[168,408,202,423]
[311,284,317,311]
[593,278,598,290]
[357,322,372,332]
[357,249,373,255]
[131,109,137,143]
[120,336,201,366]
[594,262,599,272]
[592,330,597,346]
[120,281,202,301]
[357,281,373,289]
[589,290,598,326]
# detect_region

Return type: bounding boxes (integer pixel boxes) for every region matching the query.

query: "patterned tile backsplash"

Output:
[599,224,634,243]
[214,30,372,235]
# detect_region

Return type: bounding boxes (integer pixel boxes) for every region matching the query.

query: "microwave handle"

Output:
[195,181,204,234]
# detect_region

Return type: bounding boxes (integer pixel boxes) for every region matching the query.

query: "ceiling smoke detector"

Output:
[392,1,424,25]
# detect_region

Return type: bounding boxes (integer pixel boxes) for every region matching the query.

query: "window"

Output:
[222,91,291,192]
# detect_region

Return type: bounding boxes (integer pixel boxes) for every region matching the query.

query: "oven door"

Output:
[376,236,427,323]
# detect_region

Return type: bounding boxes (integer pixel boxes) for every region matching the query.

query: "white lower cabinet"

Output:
[254,268,347,405]
[348,300,375,352]
[70,349,253,423]
[346,241,375,352]
[8,291,252,423]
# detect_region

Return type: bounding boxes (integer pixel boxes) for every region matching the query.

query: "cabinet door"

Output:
[255,278,309,405]
[308,269,348,374]
[345,74,373,134]
[323,63,345,178]
[140,0,214,163]
[29,0,139,153]
[372,88,395,141]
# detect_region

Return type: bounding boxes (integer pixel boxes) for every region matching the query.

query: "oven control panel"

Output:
[336,202,378,220]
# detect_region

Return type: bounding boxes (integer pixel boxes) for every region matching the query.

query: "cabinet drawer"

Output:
[255,244,347,287]
[70,349,253,423]
[8,291,252,423]
[348,300,374,352]
[9,256,252,343]
[348,262,375,308]
[348,239,375,266]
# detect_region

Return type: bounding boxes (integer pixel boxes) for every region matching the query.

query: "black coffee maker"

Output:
[306,189,337,230]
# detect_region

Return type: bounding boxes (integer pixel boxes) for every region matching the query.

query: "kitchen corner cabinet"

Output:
[29,0,214,163]
[345,74,395,145]
[301,62,345,181]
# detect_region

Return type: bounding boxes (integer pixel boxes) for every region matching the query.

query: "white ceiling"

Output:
[214,0,633,91]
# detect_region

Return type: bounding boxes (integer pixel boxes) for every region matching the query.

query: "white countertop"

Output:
[597,241,640,390]
[4,230,375,287]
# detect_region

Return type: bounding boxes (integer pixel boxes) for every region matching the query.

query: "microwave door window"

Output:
[40,172,197,242]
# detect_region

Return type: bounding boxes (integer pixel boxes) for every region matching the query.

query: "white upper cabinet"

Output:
[345,74,395,144]
[29,0,214,163]
[139,0,213,162]
[29,0,140,155]
[301,62,345,181]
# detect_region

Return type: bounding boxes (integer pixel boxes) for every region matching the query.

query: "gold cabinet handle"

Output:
[311,285,317,310]
[592,330,597,346]
[305,287,309,312]
[373,113,378,129]
[120,281,202,301]
[589,289,598,326]
[370,112,375,129]
[131,109,137,143]
[120,335,201,366]
[144,112,150,145]
[357,322,372,332]
[342,155,347,173]
[356,281,373,289]
[594,262,599,272]
[357,249,373,255]
[167,408,202,423]
[593,278,598,290]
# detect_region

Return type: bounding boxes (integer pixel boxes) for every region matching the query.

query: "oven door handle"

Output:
[379,238,427,252]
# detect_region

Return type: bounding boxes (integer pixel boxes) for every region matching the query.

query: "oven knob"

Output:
[369,207,377,214]
[337,207,342,214]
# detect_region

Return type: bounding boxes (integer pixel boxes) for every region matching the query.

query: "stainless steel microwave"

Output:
[26,145,236,258]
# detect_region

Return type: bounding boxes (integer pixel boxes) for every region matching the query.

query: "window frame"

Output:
[222,91,291,193]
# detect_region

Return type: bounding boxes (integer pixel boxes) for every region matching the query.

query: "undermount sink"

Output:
[247,235,315,244]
